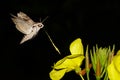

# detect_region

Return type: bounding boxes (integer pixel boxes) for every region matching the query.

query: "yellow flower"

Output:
[49,38,84,80]
[107,50,120,80]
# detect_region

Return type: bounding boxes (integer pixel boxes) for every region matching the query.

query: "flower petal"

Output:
[107,50,120,80]
[54,54,84,72]
[113,50,120,72]
[49,69,67,80]
[70,38,83,55]
[107,61,120,80]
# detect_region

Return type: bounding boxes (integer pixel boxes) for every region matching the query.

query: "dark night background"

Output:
[0,0,120,80]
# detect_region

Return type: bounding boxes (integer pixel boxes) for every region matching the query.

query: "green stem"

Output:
[86,71,90,80]
[85,45,90,80]
[96,76,101,80]
[80,74,84,80]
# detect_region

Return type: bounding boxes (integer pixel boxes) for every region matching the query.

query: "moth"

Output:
[11,12,45,44]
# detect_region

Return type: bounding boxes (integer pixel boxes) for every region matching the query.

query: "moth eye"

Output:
[38,24,43,27]
[33,26,36,28]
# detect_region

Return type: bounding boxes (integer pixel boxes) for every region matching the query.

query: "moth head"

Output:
[33,23,44,28]
[32,16,48,28]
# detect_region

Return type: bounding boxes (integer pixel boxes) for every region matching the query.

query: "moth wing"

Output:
[20,27,41,44]
[11,16,33,34]
[17,12,35,25]
[20,34,34,44]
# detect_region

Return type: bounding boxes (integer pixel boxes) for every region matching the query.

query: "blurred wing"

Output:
[11,15,33,34]
[20,33,34,44]
[20,27,39,44]
[17,12,35,25]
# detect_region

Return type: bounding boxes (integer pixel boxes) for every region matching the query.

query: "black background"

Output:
[0,0,120,80]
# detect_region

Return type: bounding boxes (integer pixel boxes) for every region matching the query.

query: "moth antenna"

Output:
[39,18,42,22]
[10,13,16,18]
[41,16,49,23]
